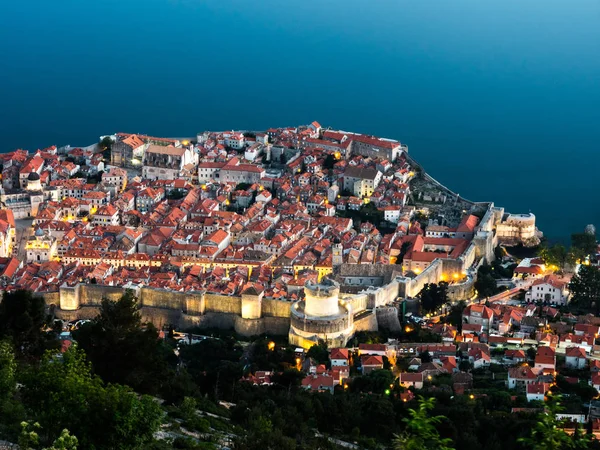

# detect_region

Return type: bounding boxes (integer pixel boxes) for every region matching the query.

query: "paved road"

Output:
[13,219,34,260]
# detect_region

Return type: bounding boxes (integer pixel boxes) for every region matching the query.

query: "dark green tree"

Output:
[350,369,394,394]
[393,397,454,450]
[73,291,177,396]
[518,396,591,450]
[323,154,336,170]
[0,340,26,441]
[0,290,56,358]
[178,338,243,401]
[396,241,412,265]
[234,412,295,450]
[21,346,163,449]
[569,265,600,314]
[419,283,448,313]
[0,340,16,397]
[98,137,113,160]
[538,243,568,270]
[445,301,466,332]
[418,350,432,364]
[306,340,329,365]
[474,265,497,298]
[571,233,597,256]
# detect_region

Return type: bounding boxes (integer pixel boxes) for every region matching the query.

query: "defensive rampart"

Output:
[48,282,383,339]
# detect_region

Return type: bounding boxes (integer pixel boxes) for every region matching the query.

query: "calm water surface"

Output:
[1,0,599,240]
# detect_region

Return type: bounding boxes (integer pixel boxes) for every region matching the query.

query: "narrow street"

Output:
[13,219,34,261]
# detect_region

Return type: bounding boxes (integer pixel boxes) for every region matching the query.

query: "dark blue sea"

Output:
[1,0,599,241]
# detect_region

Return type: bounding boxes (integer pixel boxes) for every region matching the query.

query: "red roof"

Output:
[302,374,334,391]
[361,355,384,367]
[463,304,494,320]
[565,347,586,358]
[358,343,386,353]
[399,372,423,383]
[508,366,536,380]
[456,215,479,233]
[351,134,400,150]
[527,382,548,395]
[515,266,544,274]
[531,275,568,290]
[330,348,349,361]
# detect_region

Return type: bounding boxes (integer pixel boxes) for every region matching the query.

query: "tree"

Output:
[178,338,243,401]
[396,241,412,265]
[323,154,336,170]
[539,243,568,270]
[21,346,163,449]
[474,265,497,298]
[393,397,454,450]
[0,340,16,397]
[419,283,448,314]
[73,291,177,396]
[571,233,597,256]
[306,340,329,365]
[518,396,591,450]
[271,368,304,391]
[350,369,395,394]
[569,265,600,314]
[47,429,79,450]
[445,301,466,332]
[19,423,78,450]
[494,246,505,260]
[358,202,384,225]
[418,349,432,363]
[0,341,26,440]
[235,182,251,191]
[98,137,112,160]
[234,412,295,450]
[0,290,55,358]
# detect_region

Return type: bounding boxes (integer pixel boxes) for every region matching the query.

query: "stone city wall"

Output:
[344,293,369,313]
[234,315,290,336]
[375,306,402,332]
[140,306,183,328]
[447,277,475,302]
[52,284,293,335]
[48,283,391,338]
[261,298,292,318]
[204,293,242,315]
[139,287,184,310]
[80,284,124,307]
[354,311,378,333]
[42,291,60,306]
[399,258,444,298]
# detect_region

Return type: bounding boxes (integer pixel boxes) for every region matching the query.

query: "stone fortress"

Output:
[42,200,538,347]
[289,278,358,348]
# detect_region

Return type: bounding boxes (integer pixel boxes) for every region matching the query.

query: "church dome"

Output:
[27,172,40,181]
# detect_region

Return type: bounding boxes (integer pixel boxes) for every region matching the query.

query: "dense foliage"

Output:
[569,265,600,314]
[73,290,184,400]
[0,289,58,358]
[418,282,448,313]
[3,289,600,449]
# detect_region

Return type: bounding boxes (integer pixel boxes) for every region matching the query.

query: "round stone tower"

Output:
[289,277,355,349]
[304,278,340,317]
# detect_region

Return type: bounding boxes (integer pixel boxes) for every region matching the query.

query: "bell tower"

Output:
[332,238,343,267]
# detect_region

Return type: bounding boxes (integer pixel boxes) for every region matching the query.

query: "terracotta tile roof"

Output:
[361,355,384,366]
